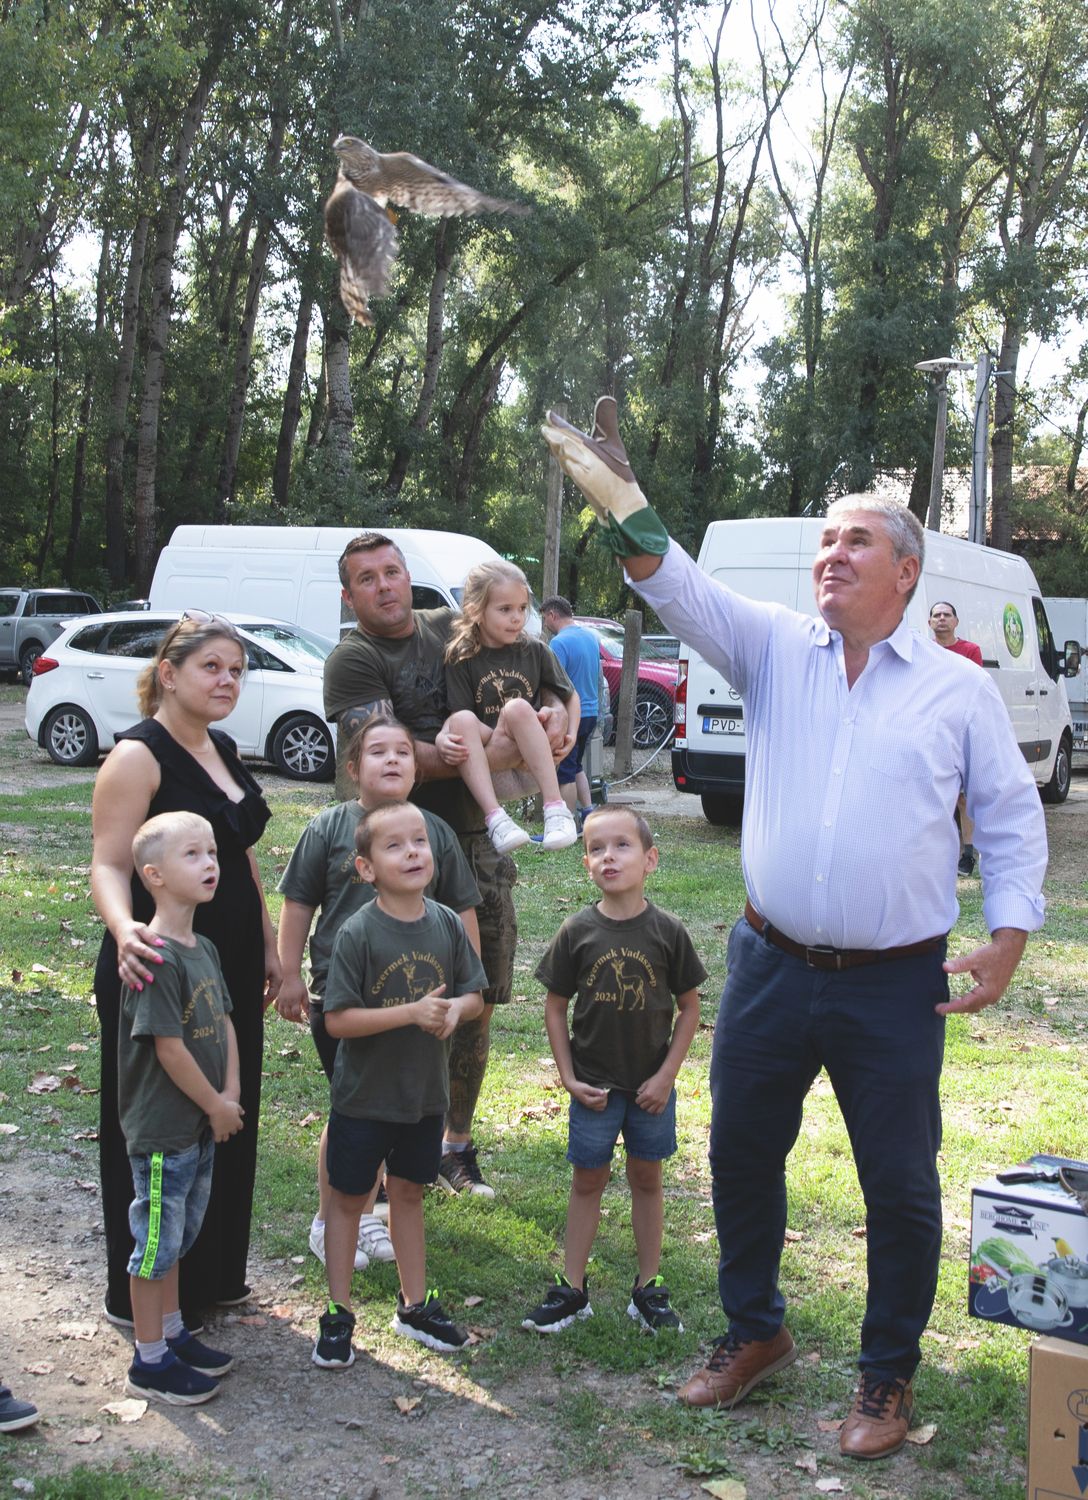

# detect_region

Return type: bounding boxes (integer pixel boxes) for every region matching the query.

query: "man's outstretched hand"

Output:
[541,397,669,557]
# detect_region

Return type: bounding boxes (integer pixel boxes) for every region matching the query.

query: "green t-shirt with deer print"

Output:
[535,902,707,1093]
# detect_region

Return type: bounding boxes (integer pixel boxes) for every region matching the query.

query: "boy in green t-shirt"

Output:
[524,807,706,1334]
[313,802,488,1368]
[119,812,243,1405]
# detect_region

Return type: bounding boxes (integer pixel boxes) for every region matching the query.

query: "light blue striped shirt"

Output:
[633,542,1046,949]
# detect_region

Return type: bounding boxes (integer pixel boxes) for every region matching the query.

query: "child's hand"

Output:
[436,724,469,765]
[413,985,451,1034]
[209,1096,245,1142]
[275,975,310,1024]
[635,1072,673,1116]
[569,1080,609,1111]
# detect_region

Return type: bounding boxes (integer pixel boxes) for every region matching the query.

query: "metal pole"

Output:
[542,402,565,600]
[926,372,950,532]
[970,354,991,546]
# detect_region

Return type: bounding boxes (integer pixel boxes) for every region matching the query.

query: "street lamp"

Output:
[915,357,973,532]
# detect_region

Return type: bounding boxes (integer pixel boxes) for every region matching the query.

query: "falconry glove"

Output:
[541,397,669,558]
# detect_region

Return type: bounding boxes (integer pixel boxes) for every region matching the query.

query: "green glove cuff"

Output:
[597,508,670,559]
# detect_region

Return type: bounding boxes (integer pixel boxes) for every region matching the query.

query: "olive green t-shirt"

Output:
[119,936,233,1155]
[535,902,707,1093]
[323,608,480,831]
[324,898,488,1122]
[445,639,574,727]
[276,801,480,994]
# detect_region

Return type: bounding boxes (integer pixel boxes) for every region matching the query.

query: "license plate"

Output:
[703,715,743,735]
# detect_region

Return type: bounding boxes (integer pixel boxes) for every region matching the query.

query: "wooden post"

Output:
[612,607,643,779]
[542,402,565,601]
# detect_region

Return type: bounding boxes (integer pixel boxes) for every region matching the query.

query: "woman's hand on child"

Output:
[436,723,469,765]
[275,976,310,1024]
[551,732,576,764]
[209,1096,245,1142]
[116,919,166,990]
[413,985,452,1035]
[635,1072,672,1116]
[568,1080,609,1112]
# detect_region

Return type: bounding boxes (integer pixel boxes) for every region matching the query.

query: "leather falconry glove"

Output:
[541,397,669,558]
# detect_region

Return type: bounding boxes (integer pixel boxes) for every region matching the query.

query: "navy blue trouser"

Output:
[709,917,947,1379]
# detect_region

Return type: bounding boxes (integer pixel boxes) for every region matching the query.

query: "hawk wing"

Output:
[324,179,399,326]
[375,150,529,219]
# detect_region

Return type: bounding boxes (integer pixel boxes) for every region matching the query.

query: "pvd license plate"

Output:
[703,715,743,735]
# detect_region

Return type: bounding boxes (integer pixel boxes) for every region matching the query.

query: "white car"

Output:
[25,611,337,781]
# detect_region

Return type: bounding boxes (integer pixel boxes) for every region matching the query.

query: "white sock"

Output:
[543,799,565,813]
[312,1215,325,1229]
[136,1337,169,1365]
[443,1140,468,1154]
[162,1310,185,1339]
[485,808,506,830]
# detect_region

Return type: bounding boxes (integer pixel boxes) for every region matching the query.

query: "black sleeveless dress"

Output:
[95,719,271,1322]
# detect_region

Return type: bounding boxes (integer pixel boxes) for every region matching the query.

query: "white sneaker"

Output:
[488,811,531,853]
[308,1218,369,1272]
[357,1213,396,1263]
[541,807,578,850]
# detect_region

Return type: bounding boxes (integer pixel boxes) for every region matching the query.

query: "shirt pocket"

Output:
[868,720,936,782]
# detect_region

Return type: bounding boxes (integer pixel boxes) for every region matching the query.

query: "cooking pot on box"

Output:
[1044,1255,1088,1308]
[1006,1271,1074,1331]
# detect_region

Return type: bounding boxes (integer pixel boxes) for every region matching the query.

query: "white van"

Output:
[672,518,1078,823]
[1043,598,1088,751]
[149,525,533,643]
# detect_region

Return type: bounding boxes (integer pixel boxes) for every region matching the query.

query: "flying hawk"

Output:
[324,135,529,326]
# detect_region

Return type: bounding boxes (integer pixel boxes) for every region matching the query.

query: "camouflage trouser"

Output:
[457,831,517,1006]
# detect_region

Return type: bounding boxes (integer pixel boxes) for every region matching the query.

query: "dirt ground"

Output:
[2,697,1085,1498]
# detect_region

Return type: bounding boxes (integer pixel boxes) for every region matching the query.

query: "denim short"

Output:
[327,1109,444,1194]
[567,1088,677,1169]
[557,716,598,785]
[127,1136,215,1280]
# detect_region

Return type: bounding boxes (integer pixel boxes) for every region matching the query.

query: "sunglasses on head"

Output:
[161,609,237,650]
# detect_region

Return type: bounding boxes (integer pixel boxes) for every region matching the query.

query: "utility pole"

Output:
[542,402,566,600]
[970,353,993,546]
[915,357,973,532]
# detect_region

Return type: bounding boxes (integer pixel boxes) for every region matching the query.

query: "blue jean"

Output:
[127,1136,215,1280]
[709,918,947,1379]
[566,1088,677,1168]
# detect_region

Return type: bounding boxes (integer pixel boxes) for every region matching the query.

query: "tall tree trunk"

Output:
[65,223,112,580]
[386,221,456,495]
[322,296,354,481]
[5,100,93,307]
[133,73,215,591]
[36,263,63,581]
[452,361,504,524]
[273,293,314,507]
[990,325,1021,551]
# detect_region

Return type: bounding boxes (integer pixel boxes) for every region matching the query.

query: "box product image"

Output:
[1026,1337,1088,1500]
[969,1156,1088,1344]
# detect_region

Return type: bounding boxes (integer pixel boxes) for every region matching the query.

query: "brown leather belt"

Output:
[743,900,946,972]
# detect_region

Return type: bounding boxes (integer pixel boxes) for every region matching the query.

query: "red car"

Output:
[572,617,679,748]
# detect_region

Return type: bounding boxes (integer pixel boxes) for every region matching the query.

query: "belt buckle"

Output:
[804,945,842,971]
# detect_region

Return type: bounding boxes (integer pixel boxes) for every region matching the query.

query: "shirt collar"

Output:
[816,610,915,662]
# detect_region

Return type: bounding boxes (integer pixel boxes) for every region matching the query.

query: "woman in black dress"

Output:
[91,613,281,1326]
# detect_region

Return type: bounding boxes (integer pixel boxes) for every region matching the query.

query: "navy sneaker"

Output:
[125,1352,219,1405]
[392,1291,468,1351]
[167,1331,235,1375]
[521,1274,592,1333]
[0,1387,39,1432]
[312,1303,355,1369]
[628,1275,683,1332]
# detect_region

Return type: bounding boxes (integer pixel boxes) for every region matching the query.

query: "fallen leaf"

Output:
[923,1329,949,1343]
[465,1325,496,1345]
[24,1362,54,1376]
[342,1417,366,1430]
[784,1228,804,1242]
[237,1314,266,1327]
[278,1046,301,1059]
[268,1304,294,1319]
[71,1427,103,1444]
[850,1226,866,1239]
[394,1395,423,1414]
[296,1111,320,1128]
[10,969,22,983]
[464,1294,485,1307]
[31,963,55,975]
[99,1398,147,1423]
[815,1479,845,1494]
[59,1322,97,1341]
[74,1180,98,1193]
[905,1423,938,1445]
[701,1481,746,1500]
[68,1373,86,1386]
[0,1123,18,1135]
[954,1337,980,1351]
[66,1042,89,1052]
[1043,996,1059,1008]
[794,1454,818,1475]
[73,1129,99,1141]
[817,1418,844,1433]
[27,1074,62,1094]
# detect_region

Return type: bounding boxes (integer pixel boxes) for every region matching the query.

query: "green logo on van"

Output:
[1003,603,1024,658]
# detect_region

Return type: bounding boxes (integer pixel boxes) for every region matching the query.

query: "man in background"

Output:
[928,601,983,874]
[541,597,599,826]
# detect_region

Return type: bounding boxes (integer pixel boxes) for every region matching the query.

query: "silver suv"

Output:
[0,589,103,684]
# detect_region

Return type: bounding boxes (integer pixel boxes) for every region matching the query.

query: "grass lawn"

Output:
[1,769,1086,1498]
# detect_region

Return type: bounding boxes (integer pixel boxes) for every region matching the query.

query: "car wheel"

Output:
[20,642,44,685]
[43,704,99,767]
[270,714,334,781]
[632,687,674,749]
[1040,732,1072,804]
[701,792,743,827]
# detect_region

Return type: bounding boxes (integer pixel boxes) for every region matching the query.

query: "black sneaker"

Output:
[167,1330,235,1375]
[0,1387,39,1432]
[957,849,976,876]
[521,1274,593,1334]
[312,1302,356,1369]
[628,1275,683,1332]
[392,1290,468,1351]
[437,1142,495,1199]
[125,1352,219,1405]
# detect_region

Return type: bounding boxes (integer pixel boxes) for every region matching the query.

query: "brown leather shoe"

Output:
[677,1326,797,1408]
[839,1373,914,1459]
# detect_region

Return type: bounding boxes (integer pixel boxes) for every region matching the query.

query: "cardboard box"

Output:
[1027,1337,1088,1499]
[969,1155,1088,1345]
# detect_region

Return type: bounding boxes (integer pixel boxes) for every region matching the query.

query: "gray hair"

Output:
[826,494,925,599]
